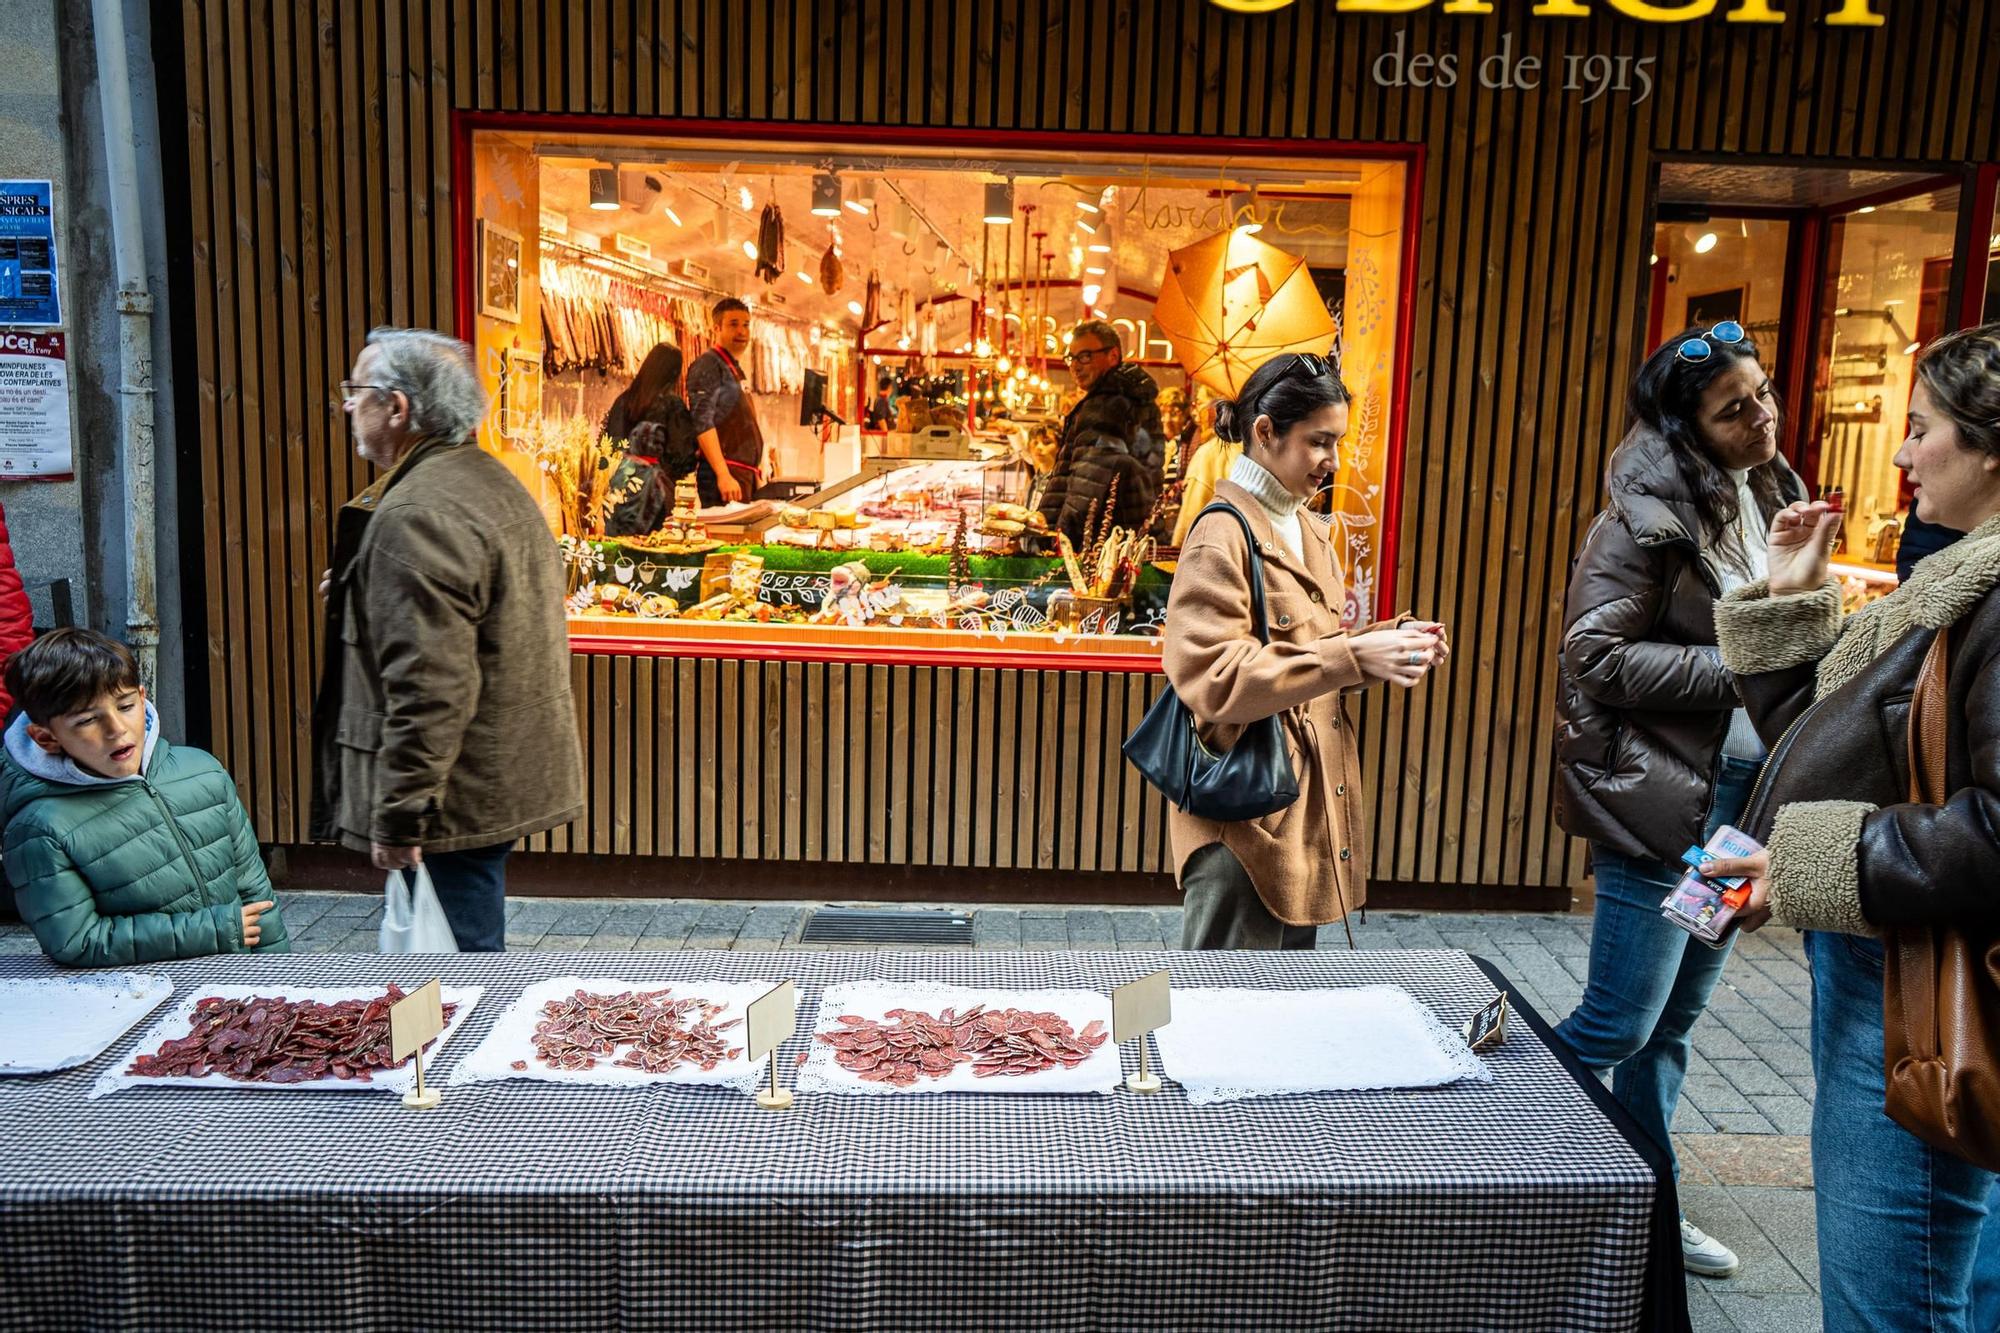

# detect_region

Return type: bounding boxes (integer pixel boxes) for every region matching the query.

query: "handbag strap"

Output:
[1907,627,1951,805]
[1192,502,1274,645]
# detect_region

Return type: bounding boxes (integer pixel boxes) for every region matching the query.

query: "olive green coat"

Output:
[309,436,585,853]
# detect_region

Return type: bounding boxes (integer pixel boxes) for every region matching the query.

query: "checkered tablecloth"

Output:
[0,949,1680,1332]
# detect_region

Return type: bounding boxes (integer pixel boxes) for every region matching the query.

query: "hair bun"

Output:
[1212,400,1242,443]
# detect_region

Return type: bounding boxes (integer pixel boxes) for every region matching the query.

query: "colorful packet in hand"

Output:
[1660,824,1764,947]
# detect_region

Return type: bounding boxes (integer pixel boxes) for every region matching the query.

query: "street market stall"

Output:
[0,949,1684,1332]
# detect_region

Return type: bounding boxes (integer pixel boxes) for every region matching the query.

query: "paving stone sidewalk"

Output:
[0,894,1820,1332]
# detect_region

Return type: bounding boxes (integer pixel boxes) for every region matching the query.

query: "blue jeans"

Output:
[1976,1180,2000,1331]
[424,841,514,952]
[1556,755,1757,1179]
[1808,930,1997,1331]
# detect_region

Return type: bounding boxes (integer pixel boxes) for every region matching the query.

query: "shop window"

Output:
[465,127,1413,666]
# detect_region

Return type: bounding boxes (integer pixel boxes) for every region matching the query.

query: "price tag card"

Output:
[1463,991,1509,1052]
[745,980,799,1063]
[1113,969,1171,1044]
[389,978,446,1064]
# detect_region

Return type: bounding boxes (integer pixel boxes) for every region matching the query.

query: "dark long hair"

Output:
[1213,353,1351,448]
[1628,327,1787,575]
[603,342,684,441]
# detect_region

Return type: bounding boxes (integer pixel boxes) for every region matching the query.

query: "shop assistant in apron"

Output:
[685,297,764,506]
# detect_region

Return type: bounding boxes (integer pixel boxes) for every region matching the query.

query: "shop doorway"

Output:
[1651,162,1983,604]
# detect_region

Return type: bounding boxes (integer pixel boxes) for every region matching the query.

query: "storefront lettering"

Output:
[1209,0,1884,24]
[1372,30,1657,102]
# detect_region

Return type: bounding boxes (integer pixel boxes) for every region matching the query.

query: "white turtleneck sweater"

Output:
[1228,454,1303,555]
[1709,468,1770,762]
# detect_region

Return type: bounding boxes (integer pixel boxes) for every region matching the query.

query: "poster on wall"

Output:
[0,181,60,327]
[0,332,73,478]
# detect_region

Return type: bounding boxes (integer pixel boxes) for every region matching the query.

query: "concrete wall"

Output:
[0,0,90,641]
[0,0,184,732]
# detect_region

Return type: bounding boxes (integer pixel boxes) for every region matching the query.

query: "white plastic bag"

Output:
[379,864,460,954]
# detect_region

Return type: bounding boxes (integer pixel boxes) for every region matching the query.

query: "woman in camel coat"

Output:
[1164,353,1449,949]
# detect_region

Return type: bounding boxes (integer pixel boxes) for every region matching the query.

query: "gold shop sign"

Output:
[1207,0,1884,25]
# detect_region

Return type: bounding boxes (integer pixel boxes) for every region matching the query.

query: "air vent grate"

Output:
[799,907,975,946]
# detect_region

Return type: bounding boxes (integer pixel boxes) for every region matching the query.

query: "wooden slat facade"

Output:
[167,1,1999,890]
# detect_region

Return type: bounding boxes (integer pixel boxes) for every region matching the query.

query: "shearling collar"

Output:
[1891,511,2000,629]
[1816,511,2000,697]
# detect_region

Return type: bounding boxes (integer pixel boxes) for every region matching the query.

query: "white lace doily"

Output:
[1152,986,1492,1106]
[449,977,771,1093]
[795,981,1120,1097]
[0,971,174,1075]
[90,984,483,1099]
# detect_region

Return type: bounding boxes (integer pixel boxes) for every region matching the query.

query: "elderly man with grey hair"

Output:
[310,327,584,950]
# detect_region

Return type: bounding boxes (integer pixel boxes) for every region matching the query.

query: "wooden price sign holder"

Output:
[389,977,446,1111]
[1112,969,1171,1094]
[746,980,799,1111]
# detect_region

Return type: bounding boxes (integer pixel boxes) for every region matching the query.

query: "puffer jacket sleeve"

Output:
[224,783,290,953]
[6,827,241,967]
[1560,514,1738,712]
[363,509,486,847]
[1164,527,1363,726]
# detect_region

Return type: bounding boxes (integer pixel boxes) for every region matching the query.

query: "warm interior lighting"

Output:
[588,167,619,211]
[983,181,1014,225]
[811,172,842,218]
[1693,232,1718,254]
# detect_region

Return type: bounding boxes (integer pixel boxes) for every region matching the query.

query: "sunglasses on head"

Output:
[1676,320,1747,364]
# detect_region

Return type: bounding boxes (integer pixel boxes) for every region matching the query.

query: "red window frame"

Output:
[453,111,1425,671]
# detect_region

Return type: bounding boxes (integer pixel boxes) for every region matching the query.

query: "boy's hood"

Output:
[1,701,161,806]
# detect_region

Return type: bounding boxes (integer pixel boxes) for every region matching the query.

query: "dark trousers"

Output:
[424,841,514,952]
[1180,843,1318,950]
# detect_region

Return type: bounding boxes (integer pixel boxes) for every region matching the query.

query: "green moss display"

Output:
[596,539,1170,589]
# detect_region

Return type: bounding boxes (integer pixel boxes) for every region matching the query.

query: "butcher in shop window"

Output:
[684,297,765,506]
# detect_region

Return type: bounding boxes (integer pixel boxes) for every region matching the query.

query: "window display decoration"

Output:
[478,218,522,322]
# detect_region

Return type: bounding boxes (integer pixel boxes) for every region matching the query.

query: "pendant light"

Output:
[811,172,842,218]
[588,167,619,211]
[984,181,1014,226]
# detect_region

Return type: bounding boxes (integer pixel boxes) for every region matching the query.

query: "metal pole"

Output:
[91,0,159,691]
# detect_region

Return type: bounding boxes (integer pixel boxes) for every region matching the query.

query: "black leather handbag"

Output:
[1122,503,1300,822]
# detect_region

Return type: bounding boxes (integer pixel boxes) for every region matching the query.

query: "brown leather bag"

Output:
[1882,626,2000,1169]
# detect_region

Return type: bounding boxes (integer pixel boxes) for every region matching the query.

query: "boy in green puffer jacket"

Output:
[1,629,288,967]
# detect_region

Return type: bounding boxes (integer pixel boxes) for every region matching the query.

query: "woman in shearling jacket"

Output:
[1550,323,1803,1280]
[1704,323,2000,1332]
[1163,353,1448,950]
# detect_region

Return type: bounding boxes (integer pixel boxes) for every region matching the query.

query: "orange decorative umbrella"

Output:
[1152,228,1338,396]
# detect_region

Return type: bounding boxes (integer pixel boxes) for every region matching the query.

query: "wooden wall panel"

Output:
[176,1,1997,891]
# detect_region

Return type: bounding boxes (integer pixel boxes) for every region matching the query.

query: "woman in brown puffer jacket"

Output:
[1163,353,1449,950]
[1551,322,1804,1279]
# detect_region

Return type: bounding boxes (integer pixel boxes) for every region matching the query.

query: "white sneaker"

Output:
[1680,1217,1741,1279]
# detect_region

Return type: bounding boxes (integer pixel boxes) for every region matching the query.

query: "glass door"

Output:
[1805,184,1962,602]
